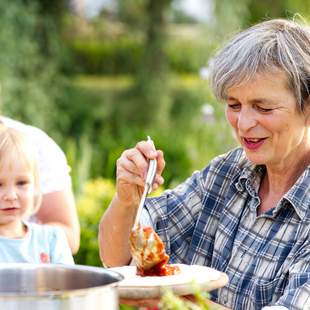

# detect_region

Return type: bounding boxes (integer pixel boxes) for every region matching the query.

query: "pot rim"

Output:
[0,263,124,299]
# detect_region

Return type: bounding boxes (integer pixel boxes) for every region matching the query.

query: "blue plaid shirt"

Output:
[144,147,310,310]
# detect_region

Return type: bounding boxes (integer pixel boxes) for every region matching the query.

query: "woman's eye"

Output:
[256,106,273,112]
[227,103,241,111]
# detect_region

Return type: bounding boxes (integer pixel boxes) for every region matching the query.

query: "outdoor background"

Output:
[2,0,310,269]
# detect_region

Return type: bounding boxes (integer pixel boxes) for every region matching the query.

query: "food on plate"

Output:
[109,264,227,300]
[129,225,180,277]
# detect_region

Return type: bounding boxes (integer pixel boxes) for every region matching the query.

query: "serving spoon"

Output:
[129,137,168,273]
[132,136,157,230]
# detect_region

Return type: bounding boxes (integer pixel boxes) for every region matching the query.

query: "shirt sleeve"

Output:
[140,208,154,227]
[269,239,310,309]
[144,170,206,263]
[49,226,74,265]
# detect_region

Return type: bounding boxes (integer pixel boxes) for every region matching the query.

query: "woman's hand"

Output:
[99,138,165,267]
[115,139,165,210]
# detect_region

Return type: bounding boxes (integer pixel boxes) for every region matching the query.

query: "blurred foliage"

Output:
[160,285,211,310]
[57,74,235,193]
[245,0,310,25]
[0,1,64,130]
[68,36,210,75]
[74,178,115,266]
[134,0,172,127]
[116,0,149,28]
[68,36,143,75]
[211,0,250,40]
[212,0,310,35]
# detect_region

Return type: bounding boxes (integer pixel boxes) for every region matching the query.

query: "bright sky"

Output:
[82,0,211,21]
[174,0,211,22]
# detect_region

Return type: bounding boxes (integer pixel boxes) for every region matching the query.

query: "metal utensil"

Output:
[132,136,157,229]
[0,263,123,310]
[130,136,167,271]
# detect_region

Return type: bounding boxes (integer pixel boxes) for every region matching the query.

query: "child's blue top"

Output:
[0,222,74,264]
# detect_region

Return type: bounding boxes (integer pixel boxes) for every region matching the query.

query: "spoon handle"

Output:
[133,136,157,228]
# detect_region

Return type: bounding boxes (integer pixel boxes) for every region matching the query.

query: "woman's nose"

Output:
[237,108,257,132]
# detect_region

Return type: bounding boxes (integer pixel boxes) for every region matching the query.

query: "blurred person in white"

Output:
[100,19,310,310]
[0,117,80,254]
[0,125,73,264]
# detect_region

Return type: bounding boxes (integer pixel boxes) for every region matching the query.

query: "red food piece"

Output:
[130,226,180,277]
[40,252,50,263]
[137,260,180,277]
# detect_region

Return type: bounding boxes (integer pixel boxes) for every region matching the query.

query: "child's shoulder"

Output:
[25,223,74,265]
[27,222,66,242]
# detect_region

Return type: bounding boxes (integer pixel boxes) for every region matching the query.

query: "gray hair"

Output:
[209,19,310,111]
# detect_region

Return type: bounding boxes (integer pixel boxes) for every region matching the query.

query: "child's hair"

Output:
[0,124,42,217]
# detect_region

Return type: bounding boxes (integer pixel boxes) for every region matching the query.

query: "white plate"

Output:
[109,264,228,299]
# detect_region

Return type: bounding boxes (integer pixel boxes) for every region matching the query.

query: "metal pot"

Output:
[0,263,123,310]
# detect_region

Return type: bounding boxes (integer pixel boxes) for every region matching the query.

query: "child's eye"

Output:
[17,180,29,186]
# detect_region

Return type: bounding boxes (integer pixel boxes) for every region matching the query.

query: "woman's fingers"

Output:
[153,174,164,188]
[117,169,145,188]
[136,140,158,159]
[116,141,165,190]
[156,150,165,174]
[120,298,160,308]
[117,153,141,178]
[119,148,148,177]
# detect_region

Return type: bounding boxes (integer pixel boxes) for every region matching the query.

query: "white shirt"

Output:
[1,116,72,194]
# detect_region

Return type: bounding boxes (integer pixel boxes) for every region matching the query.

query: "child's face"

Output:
[0,160,35,228]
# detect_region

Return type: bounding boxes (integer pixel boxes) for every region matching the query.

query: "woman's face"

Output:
[225,71,310,169]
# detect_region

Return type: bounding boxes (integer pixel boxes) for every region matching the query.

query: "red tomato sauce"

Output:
[135,227,180,277]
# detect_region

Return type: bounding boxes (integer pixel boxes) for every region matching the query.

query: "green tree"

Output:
[115,0,173,127]
[245,0,310,25]
[134,0,172,127]
[211,0,250,38]
[0,0,72,139]
[0,2,56,128]
[212,0,310,40]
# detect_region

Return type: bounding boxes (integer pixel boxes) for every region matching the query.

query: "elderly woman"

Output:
[99,19,310,310]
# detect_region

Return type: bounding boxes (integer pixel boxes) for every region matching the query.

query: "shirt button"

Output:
[235,183,243,191]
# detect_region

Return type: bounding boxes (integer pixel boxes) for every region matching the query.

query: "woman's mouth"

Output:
[242,137,266,150]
